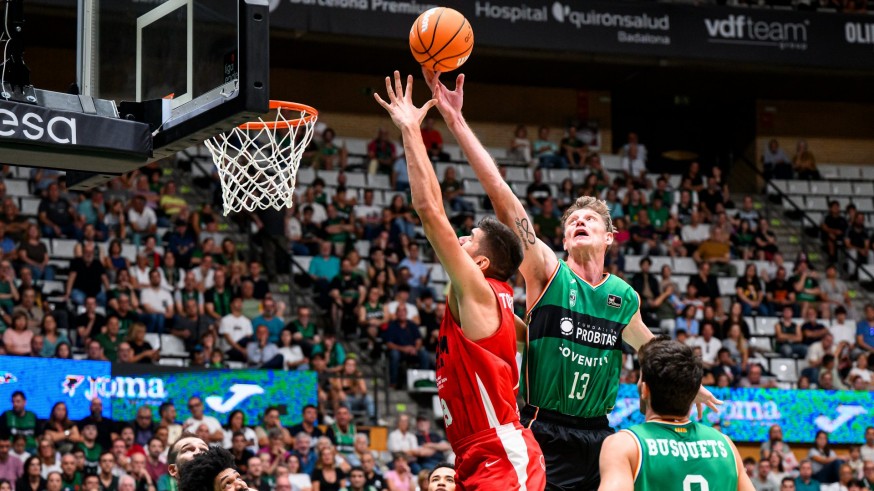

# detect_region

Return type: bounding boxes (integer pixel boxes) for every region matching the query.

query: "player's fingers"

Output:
[405,74,414,101]
[706,398,722,413]
[393,71,404,99]
[384,77,395,103]
[696,402,704,420]
[422,98,438,112]
[373,93,390,111]
[456,73,465,95]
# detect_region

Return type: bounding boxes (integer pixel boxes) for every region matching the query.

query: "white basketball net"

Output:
[205,103,317,215]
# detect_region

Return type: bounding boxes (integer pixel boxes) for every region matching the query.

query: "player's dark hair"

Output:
[428,462,455,481]
[167,432,200,465]
[178,445,236,491]
[475,217,523,282]
[348,466,365,476]
[11,391,24,400]
[638,336,703,417]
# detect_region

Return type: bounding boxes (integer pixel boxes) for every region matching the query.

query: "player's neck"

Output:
[646,413,690,425]
[566,252,605,285]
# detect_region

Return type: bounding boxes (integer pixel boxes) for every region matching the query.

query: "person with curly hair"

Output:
[178,446,251,491]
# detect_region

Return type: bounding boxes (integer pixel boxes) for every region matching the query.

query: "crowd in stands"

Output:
[0,390,455,491]
[740,424,874,490]
[0,115,873,490]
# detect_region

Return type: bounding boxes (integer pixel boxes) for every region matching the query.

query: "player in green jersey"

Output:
[599,337,752,491]
[423,70,720,490]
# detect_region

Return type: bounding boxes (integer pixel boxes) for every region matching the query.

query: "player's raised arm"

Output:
[374,72,500,341]
[423,70,556,298]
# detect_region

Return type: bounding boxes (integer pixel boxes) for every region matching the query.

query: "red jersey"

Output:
[436,277,520,447]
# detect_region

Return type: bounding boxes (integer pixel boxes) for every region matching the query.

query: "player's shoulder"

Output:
[602,429,641,463]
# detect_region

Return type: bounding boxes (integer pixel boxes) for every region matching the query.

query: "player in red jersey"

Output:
[375,72,546,491]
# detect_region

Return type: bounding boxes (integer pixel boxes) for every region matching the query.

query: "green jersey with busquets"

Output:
[523,260,639,418]
[626,420,739,491]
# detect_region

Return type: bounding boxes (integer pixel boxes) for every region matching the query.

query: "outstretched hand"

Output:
[422,68,464,124]
[693,385,722,420]
[373,71,437,131]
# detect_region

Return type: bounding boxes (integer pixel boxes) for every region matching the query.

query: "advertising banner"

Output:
[0,357,317,427]
[609,384,873,445]
[110,364,318,428]
[266,0,874,70]
[0,357,112,420]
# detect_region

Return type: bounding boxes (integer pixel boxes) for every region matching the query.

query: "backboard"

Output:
[80,0,270,156]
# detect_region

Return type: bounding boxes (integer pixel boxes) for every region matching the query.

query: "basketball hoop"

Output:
[205,100,318,215]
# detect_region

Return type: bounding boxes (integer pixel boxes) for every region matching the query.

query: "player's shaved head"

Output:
[638,336,703,418]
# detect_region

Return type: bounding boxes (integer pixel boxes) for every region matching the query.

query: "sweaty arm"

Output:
[375,72,499,341]
[424,71,556,306]
[598,431,637,491]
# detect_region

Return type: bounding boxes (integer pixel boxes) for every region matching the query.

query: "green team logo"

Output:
[569,289,577,307]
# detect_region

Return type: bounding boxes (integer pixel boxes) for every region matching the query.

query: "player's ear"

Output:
[604,231,614,247]
[474,255,490,274]
[167,464,177,479]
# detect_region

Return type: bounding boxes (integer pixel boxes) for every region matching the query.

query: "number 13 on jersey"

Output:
[568,371,590,400]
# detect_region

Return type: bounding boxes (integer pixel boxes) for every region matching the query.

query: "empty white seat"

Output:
[344,138,369,156]
[831,181,854,196]
[673,275,690,292]
[547,169,571,183]
[159,334,189,357]
[854,182,874,196]
[855,198,874,213]
[20,197,39,216]
[294,256,313,272]
[807,181,829,195]
[649,256,672,273]
[144,333,161,350]
[464,180,487,196]
[158,358,186,367]
[624,255,644,274]
[367,174,391,190]
[673,257,698,275]
[601,155,622,171]
[839,165,862,179]
[42,280,65,295]
[818,164,839,180]
[345,172,367,188]
[857,165,874,180]
[787,181,810,195]
[754,317,779,336]
[749,337,774,353]
[5,179,29,197]
[717,277,738,296]
[771,180,789,194]
[771,358,798,383]
[296,167,316,186]
[443,144,461,161]
[317,170,339,184]
[52,239,78,259]
[505,167,530,183]
[803,196,828,211]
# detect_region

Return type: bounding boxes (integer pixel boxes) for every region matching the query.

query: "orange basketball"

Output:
[409,7,474,73]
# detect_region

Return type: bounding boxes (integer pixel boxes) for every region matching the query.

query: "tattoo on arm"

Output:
[515,217,536,249]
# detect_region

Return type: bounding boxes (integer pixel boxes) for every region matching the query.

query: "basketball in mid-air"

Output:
[409,7,474,73]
